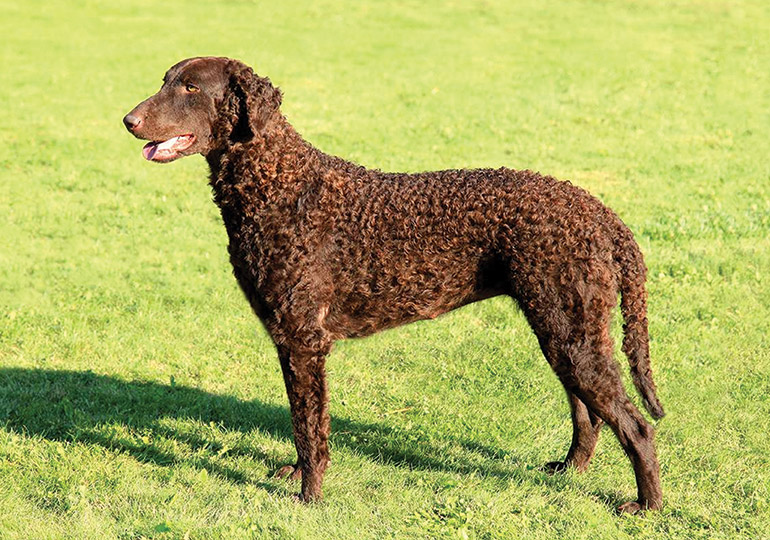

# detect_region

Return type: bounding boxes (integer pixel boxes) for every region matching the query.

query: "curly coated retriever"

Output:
[123,57,665,512]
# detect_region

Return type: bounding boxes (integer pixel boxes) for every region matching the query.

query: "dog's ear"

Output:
[226,64,282,143]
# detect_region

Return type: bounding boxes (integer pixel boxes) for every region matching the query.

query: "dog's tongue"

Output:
[142,136,191,161]
[142,141,160,160]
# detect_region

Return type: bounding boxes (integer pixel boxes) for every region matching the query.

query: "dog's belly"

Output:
[325,290,476,339]
[323,248,507,338]
[328,290,503,339]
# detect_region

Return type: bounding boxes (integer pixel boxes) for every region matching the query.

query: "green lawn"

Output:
[1,0,769,538]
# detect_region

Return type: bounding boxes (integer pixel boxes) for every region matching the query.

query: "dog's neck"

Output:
[206,115,322,210]
[205,114,369,215]
[204,114,366,256]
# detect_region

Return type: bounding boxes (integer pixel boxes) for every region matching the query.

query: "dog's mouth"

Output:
[142,134,196,162]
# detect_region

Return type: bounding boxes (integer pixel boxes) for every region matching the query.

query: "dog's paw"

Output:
[543,461,568,474]
[274,463,302,481]
[617,501,644,514]
[288,490,322,504]
[297,490,323,503]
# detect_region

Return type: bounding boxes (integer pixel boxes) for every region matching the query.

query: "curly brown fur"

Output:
[124,57,665,512]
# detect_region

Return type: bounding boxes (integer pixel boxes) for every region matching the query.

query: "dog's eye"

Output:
[185,83,200,93]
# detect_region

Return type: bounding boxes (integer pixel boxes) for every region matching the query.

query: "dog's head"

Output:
[123,57,282,162]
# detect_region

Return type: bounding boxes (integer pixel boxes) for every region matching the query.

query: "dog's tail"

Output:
[615,222,665,420]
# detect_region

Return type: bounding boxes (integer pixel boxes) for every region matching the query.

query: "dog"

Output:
[123,57,664,512]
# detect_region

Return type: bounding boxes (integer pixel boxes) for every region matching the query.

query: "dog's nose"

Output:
[123,114,142,131]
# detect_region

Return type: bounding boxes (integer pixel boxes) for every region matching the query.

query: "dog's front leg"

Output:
[277,343,331,502]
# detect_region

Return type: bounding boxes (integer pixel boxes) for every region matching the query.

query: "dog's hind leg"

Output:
[517,272,662,512]
[550,326,662,513]
[545,391,603,473]
[567,366,662,513]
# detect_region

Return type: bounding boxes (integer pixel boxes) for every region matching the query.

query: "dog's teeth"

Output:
[157,136,180,151]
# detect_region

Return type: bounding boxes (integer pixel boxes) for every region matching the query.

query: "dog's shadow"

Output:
[0,367,624,506]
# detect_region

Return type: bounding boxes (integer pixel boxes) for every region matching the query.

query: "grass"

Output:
[1,0,769,538]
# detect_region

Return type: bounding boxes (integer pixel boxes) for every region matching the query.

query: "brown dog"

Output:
[124,57,664,512]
